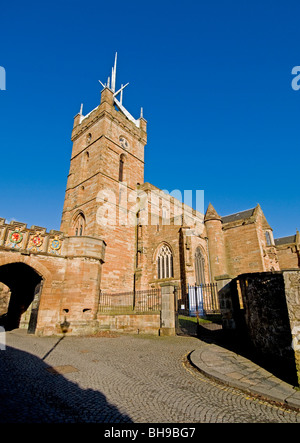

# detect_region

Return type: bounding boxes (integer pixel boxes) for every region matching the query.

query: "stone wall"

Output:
[0,219,106,335]
[276,244,299,270]
[223,209,280,277]
[283,270,300,385]
[0,283,10,316]
[219,271,300,386]
[97,313,161,335]
[132,182,206,291]
[239,273,292,360]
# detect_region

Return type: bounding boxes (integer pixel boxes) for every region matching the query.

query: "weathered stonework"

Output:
[0,219,105,335]
[282,270,300,385]
[275,232,300,270]
[219,271,300,386]
[97,313,161,335]
[0,283,10,316]
[0,63,298,337]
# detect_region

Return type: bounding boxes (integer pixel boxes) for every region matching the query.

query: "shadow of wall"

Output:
[0,344,132,423]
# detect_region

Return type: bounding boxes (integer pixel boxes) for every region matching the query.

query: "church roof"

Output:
[274,235,296,246]
[221,208,256,224]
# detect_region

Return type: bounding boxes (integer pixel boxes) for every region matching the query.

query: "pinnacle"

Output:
[204,203,222,222]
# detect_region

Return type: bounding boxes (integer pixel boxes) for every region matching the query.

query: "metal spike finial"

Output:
[120,84,123,105]
[98,52,118,92]
[111,52,117,92]
[98,53,141,128]
[98,79,106,89]
[114,82,129,105]
[79,103,84,123]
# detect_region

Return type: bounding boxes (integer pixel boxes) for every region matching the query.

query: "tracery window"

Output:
[157,244,173,279]
[195,247,206,286]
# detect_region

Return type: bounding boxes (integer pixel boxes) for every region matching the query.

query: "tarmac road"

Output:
[0,329,300,424]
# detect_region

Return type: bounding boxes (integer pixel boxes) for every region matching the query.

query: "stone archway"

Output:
[0,262,43,333]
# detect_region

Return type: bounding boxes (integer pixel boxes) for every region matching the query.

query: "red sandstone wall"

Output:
[60,88,147,294]
[277,247,299,269]
[223,223,264,277]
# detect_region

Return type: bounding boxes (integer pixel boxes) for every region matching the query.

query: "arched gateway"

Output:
[0,263,43,333]
[0,219,106,335]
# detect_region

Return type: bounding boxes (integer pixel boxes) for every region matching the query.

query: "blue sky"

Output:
[0,0,299,238]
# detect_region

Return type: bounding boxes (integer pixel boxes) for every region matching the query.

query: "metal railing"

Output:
[98,288,161,314]
[177,283,220,316]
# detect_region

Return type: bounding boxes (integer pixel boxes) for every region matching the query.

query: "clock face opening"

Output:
[119,136,129,150]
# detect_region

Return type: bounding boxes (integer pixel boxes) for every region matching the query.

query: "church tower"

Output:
[60,54,147,292]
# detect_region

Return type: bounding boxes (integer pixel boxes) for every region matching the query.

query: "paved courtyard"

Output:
[0,329,300,423]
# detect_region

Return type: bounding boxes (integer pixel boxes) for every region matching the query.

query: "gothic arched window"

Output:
[195,247,206,286]
[157,244,173,279]
[73,213,86,236]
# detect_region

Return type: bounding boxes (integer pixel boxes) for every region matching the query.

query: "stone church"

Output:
[0,56,299,336]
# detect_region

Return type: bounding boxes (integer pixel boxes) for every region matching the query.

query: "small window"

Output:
[265,231,273,246]
[119,154,125,182]
[81,151,90,181]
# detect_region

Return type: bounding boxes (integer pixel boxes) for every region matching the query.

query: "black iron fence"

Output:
[176,283,220,316]
[98,283,219,316]
[98,288,161,314]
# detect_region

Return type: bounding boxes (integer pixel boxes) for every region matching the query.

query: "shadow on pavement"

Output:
[0,344,133,423]
[196,322,299,387]
[178,316,298,387]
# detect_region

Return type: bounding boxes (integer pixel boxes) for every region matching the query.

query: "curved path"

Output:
[0,329,299,423]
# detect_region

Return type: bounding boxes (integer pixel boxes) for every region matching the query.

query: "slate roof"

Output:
[274,235,296,246]
[221,208,255,224]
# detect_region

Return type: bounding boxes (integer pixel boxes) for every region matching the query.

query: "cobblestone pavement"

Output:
[1,329,300,423]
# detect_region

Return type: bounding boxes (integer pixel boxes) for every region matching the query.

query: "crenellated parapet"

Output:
[0,218,106,265]
[0,218,65,256]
